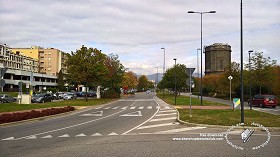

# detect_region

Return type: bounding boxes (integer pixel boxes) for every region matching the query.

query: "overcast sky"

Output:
[1,0,279,75]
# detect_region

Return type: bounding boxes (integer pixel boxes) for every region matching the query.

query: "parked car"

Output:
[0,94,17,103]
[248,94,278,108]
[63,93,77,100]
[57,92,65,99]
[32,93,53,103]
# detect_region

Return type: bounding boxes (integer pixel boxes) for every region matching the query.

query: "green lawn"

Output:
[0,99,115,113]
[178,109,280,127]
[0,92,19,97]
[157,92,227,106]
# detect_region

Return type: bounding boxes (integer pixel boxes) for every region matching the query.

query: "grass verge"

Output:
[157,92,227,106]
[178,109,280,127]
[0,99,115,113]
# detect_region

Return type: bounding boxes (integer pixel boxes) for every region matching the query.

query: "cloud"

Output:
[0,0,279,75]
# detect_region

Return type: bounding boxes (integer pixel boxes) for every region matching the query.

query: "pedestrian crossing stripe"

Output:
[41,135,52,139]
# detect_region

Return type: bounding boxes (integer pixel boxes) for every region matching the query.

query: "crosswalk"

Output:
[92,106,171,110]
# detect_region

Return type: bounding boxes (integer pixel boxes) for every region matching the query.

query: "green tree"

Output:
[57,70,65,92]
[102,53,125,97]
[66,45,108,100]
[159,64,188,93]
[137,75,149,91]
[122,71,138,89]
[245,52,277,94]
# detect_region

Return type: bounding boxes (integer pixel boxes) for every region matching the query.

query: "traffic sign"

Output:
[186,68,196,76]
[228,75,233,80]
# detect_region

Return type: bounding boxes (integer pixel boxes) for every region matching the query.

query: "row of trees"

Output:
[64,45,155,98]
[157,52,279,99]
[195,52,279,99]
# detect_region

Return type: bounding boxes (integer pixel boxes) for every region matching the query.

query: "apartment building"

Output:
[0,44,57,92]
[11,46,68,76]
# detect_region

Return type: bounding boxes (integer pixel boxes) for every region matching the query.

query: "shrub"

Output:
[0,106,75,124]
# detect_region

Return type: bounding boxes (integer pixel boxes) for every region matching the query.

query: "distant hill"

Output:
[137,73,163,82]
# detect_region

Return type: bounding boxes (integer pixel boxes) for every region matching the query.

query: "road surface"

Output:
[1,92,279,157]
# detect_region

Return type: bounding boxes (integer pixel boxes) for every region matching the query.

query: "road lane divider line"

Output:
[122,97,160,135]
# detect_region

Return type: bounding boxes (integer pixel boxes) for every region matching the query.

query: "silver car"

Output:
[63,93,77,100]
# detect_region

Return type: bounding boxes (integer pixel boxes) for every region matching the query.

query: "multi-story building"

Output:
[1,44,57,92]
[204,43,232,75]
[11,46,68,76]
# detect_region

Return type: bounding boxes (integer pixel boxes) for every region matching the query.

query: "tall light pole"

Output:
[188,10,216,106]
[173,58,177,106]
[248,50,253,110]
[161,48,165,98]
[156,67,158,91]
[240,0,244,124]
[228,75,233,110]
[197,48,201,98]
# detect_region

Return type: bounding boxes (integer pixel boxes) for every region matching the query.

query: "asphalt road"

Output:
[1,92,280,157]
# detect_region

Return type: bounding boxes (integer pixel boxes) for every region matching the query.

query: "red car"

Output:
[248,94,278,108]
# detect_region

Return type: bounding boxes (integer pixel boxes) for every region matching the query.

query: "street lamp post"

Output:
[240,0,244,124]
[197,48,201,99]
[248,50,253,110]
[188,10,216,106]
[173,58,177,106]
[161,48,165,98]
[156,67,158,91]
[228,75,233,110]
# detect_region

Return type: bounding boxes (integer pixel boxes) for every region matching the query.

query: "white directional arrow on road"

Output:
[80,111,103,116]
[120,111,142,117]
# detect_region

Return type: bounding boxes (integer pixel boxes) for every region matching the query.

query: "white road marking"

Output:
[113,106,120,109]
[58,134,70,138]
[130,106,136,109]
[95,106,102,109]
[137,123,177,130]
[120,111,142,117]
[149,117,176,122]
[1,137,15,141]
[147,106,152,109]
[108,132,118,136]
[119,99,154,102]
[104,107,111,109]
[80,111,103,117]
[121,106,128,110]
[156,113,177,117]
[164,106,171,109]
[25,135,37,139]
[76,133,86,137]
[139,106,144,109]
[91,133,102,136]
[12,108,127,141]
[122,97,160,135]
[156,106,160,109]
[158,110,176,113]
[155,127,207,133]
[41,135,53,139]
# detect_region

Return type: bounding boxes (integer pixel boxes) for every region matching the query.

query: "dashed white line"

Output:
[158,110,176,113]
[147,106,152,109]
[41,135,53,139]
[139,106,144,109]
[91,133,102,136]
[75,133,86,137]
[130,106,136,109]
